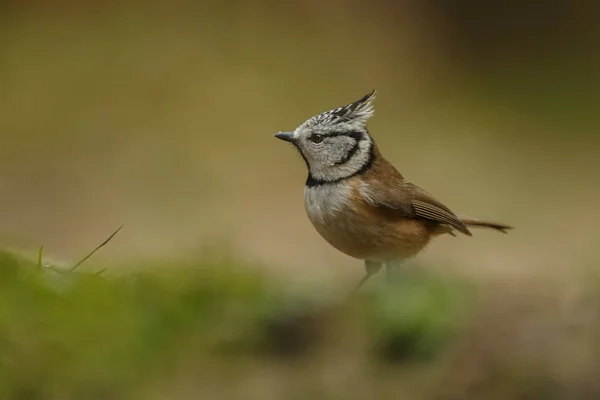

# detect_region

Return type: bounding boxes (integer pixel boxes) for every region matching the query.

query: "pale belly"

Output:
[304,183,433,262]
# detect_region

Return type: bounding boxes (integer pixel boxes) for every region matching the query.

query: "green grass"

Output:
[0,248,476,399]
[6,247,600,400]
[3,249,600,399]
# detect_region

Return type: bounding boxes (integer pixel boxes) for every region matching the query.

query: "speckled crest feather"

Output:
[310,90,376,127]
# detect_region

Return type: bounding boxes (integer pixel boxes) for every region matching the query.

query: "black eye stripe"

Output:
[323,131,364,141]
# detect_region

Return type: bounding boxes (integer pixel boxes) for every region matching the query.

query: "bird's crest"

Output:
[310,90,376,127]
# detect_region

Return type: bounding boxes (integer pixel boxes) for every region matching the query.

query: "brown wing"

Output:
[407,183,471,235]
[358,162,471,235]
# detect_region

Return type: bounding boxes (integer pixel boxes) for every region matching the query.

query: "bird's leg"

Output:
[353,260,383,292]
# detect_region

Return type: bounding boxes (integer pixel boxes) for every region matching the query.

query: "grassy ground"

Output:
[2,248,600,399]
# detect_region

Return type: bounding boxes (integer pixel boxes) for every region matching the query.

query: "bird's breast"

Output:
[304,182,353,224]
[303,181,432,262]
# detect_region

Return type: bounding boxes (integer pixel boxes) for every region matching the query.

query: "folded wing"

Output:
[359,178,471,235]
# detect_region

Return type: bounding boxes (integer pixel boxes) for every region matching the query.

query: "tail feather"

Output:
[459,217,513,234]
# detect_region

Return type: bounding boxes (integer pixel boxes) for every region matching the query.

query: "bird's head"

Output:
[275,90,376,185]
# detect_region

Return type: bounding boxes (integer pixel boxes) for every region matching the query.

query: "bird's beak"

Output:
[274,131,296,143]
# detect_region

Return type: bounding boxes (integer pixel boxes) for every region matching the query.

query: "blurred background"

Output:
[1,1,600,398]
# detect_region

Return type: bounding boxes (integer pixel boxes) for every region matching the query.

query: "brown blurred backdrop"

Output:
[1,0,599,281]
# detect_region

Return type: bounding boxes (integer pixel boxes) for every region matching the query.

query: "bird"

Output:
[274,90,512,290]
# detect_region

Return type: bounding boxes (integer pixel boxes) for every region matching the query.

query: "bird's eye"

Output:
[309,134,324,144]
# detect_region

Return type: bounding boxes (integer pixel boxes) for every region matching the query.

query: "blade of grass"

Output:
[70,225,123,272]
[38,245,44,268]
